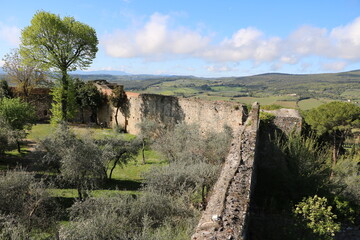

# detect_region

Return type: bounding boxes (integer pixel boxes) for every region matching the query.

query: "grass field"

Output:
[2,124,166,199]
[297,98,333,110]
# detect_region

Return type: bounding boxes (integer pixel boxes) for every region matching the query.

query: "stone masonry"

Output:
[192,102,260,240]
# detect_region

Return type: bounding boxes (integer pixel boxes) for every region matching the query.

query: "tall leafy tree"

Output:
[20,11,98,121]
[2,49,44,99]
[110,85,129,130]
[304,101,360,174]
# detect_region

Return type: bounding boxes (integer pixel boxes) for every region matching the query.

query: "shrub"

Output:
[294,195,340,239]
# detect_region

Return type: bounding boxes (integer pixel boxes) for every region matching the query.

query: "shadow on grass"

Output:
[0,152,33,170]
[52,197,76,221]
[102,179,142,191]
[35,173,143,191]
[144,159,168,165]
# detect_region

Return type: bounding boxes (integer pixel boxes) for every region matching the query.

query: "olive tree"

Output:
[59,192,193,240]
[20,11,98,121]
[39,125,106,200]
[153,123,232,165]
[99,135,141,179]
[137,120,164,164]
[148,123,232,207]
[0,169,55,233]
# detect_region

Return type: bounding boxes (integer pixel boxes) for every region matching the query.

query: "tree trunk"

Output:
[80,108,85,123]
[16,140,21,153]
[201,185,206,210]
[109,157,120,180]
[61,71,68,121]
[114,107,119,126]
[330,134,338,179]
[142,139,146,164]
[77,186,83,201]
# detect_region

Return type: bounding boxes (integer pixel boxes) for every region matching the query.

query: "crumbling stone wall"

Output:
[261,108,302,134]
[192,102,260,240]
[113,93,246,134]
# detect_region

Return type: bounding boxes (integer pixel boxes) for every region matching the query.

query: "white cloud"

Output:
[0,60,4,67]
[287,26,330,56]
[329,17,360,60]
[0,22,20,46]
[222,27,262,47]
[102,14,360,70]
[102,13,210,59]
[206,64,236,72]
[321,61,347,71]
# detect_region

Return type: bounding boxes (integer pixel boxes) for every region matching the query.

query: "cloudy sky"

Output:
[1,0,360,77]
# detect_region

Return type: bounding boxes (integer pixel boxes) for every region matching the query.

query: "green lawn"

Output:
[27,123,55,141]
[23,124,167,199]
[28,123,135,141]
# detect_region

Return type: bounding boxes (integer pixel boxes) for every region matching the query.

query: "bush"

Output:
[60,192,194,239]
[294,195,340,239]
[0,169,56,232]
[39,124,106,200]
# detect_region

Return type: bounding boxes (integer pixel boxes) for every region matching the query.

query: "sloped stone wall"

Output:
[191,102,260,240]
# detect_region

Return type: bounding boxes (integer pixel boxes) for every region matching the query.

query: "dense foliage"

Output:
[20,11,98,121]
[0,97,36,152]
[251,102,360,239]
[39,125,106,200]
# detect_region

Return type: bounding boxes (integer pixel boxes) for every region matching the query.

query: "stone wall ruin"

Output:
[23,80,303,240]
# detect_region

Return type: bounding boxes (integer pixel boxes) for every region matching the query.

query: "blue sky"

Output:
[1,0,360,77]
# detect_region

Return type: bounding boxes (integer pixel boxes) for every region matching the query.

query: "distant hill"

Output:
[72,70,129,75]
[1,67,360,103]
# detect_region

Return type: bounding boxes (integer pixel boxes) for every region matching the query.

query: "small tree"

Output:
[59,192,193,239]
[137,120,164,164]
[154,123,232,165]
[0,97,36,152]
[304,102,360,175]
[20,11,98,121]
[99,135,141,179]
[2,49,44,100]
[0,169,55,232]
[39,125,106,200]
[149,124,232,207]
[110,85,129,131]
